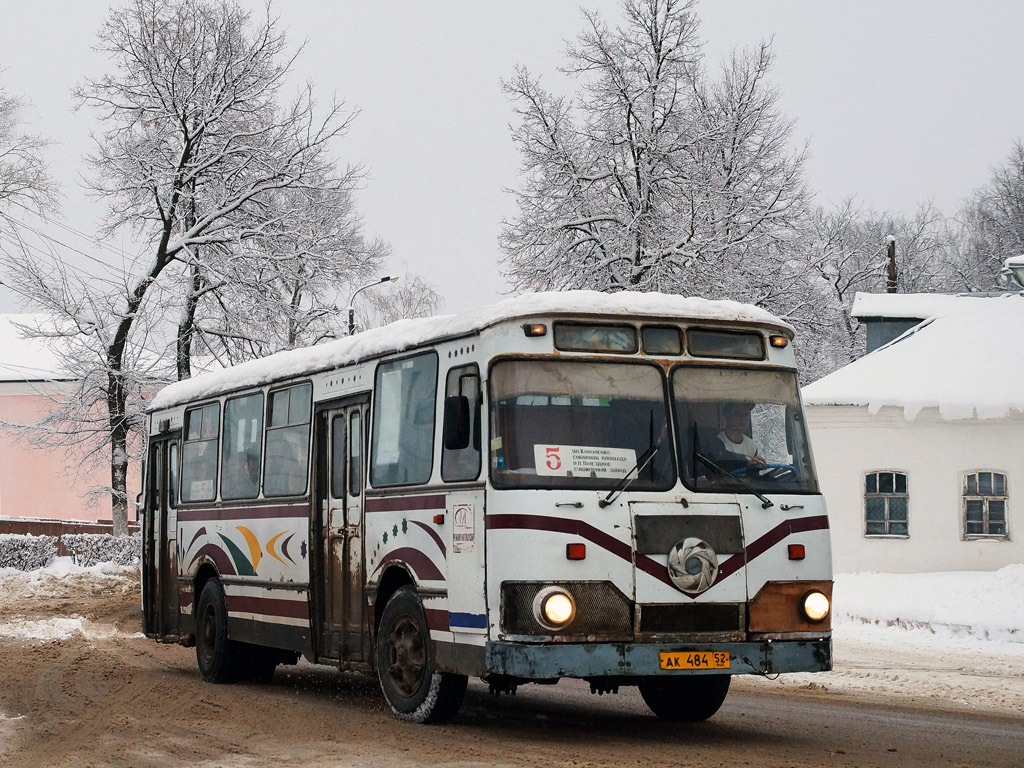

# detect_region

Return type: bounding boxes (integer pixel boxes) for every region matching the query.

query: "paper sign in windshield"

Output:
[534,444,637,478]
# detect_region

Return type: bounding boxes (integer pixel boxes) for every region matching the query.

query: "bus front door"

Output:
[319,400,368,663]
[143,436,180,640]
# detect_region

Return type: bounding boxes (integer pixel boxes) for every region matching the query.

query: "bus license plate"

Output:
[659,651,731,670]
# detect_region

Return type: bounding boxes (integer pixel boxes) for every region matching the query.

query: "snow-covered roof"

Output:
[803,293,1024,420]
[852,291,994,319]
[0,315,69,383]
[151,290,791,411]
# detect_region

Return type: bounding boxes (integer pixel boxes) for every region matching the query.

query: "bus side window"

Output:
[349,411,362,497]
[168,442,179,508]
[264,383,312,496]
[370,352,438,487]
[181,403,220,503]
[442,364,481,482]
[221,392,264,500]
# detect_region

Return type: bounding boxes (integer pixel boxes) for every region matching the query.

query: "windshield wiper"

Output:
[598,444,660,508]
[694,451,774,509]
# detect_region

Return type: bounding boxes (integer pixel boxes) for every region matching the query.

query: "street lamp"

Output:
[348,275,399,335]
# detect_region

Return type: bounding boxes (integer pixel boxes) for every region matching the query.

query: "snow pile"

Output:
[0,555,137,582]
[803,293,1024,420]
[62,532,142,567]
[0,534,57,571]
[834,565,1024,644]
[151,290,791,410]
[0,616,123,643]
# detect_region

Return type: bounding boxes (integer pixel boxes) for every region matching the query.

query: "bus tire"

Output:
[243,645,279,684]
[638,674,731,721]
[195,578,240,684]
[375,586,467,724]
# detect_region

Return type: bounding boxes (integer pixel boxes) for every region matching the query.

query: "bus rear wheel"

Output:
[638,674,731,721]
[375,586,467,723]
[195,578,240,684]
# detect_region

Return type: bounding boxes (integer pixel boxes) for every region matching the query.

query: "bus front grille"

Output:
[638,603,744,634]
[500,581,633,640]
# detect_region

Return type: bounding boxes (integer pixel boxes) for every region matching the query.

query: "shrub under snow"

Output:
[0,533,58,571]
[62,532,142,568]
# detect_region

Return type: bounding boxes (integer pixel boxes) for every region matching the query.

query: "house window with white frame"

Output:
[963,471,1008,539]
[864,471,909,537]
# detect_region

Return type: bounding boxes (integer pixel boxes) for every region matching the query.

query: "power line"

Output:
[0,230,124,289]
[7,198,149,265]
[1,218,131,283]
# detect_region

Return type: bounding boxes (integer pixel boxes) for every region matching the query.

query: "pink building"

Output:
[0,314,140,523]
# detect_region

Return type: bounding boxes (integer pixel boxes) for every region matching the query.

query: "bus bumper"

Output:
[484,638,831,679]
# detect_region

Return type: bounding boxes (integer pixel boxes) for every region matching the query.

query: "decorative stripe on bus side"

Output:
[187,542,237,576]
[177,504,309,522]
[449,612,488,630]
[423,609,487,632]
[410,520,447,558]
[486,514,831,591]
[369,547,445,581]
[225,594,310,620]
[715,514,830,582]
[365,494,447,513]
[424,608,449,631]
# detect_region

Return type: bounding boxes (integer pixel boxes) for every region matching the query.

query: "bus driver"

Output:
[716,402,766,467]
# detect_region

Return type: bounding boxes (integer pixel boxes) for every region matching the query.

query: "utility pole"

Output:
[886,236,898,293]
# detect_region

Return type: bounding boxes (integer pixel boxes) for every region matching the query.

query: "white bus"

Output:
[141,291,832,723]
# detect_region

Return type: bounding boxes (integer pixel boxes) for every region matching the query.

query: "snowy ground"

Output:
[741,564,1024,714]
[1,559,1022,717]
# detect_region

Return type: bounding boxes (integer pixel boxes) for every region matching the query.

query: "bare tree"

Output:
[945,140,1024,291]
[2,0,378,533]
[0,84,58,216]
[500,0,807,302]
[357,272,445,330]
[183,182,389,363]
[0,237,172,515]
[786,200,953,380]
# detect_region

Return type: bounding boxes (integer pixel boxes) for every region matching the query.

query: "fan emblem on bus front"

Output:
[666,537,719,594]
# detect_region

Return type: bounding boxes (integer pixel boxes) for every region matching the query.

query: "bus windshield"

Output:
[489,360,675,490]
[672,366,818,494]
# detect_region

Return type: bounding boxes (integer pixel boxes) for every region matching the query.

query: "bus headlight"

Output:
[533,587,576,629]
[802,590,831,623]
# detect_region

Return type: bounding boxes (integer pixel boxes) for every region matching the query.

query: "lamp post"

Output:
[348,275,399,335]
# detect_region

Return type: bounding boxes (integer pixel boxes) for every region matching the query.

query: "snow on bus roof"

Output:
[150,290,789,411]
[803,292,1024,421]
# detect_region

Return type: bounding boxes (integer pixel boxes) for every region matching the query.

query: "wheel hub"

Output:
[387,614,426,697]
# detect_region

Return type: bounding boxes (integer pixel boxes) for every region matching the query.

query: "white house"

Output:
[802,292,1024,573]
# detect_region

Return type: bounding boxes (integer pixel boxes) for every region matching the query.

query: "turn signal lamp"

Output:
[769,335,789,348]
[522,323,548,337]
[533,586,576,629]
[802,590,831,623]
[566,543,587,560]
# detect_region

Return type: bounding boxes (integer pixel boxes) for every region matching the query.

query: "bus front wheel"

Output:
[638,674,731,721]
[195,578,240,684]
[375,586,467,723]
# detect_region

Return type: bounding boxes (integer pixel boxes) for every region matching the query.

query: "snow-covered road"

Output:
[1,560,1022,717]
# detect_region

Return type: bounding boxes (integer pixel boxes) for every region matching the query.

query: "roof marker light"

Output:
[523,323,548,337]
[769,335,789,348]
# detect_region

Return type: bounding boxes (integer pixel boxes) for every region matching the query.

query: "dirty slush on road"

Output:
[1,569,1021,768]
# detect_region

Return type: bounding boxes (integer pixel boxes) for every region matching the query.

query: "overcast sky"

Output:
[2,1,1023,315]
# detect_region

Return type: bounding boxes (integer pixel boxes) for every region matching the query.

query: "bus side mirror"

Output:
[443,395,471,450]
